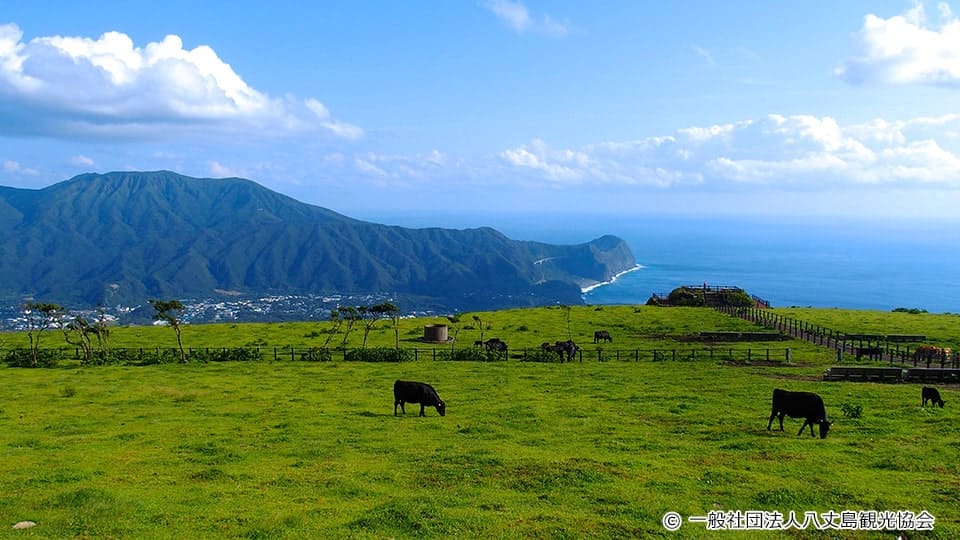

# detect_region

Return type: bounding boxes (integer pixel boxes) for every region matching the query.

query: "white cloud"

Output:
[692,45,716,66]
[208,160,238,177]
[2,159,39,176]
[493,113,960,189]
[0,23,362,140]
[837,2,960,86]
[483,1,569,36]
[70,154,95,167]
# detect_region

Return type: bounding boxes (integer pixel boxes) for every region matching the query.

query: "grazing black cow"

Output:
[483,338,508,353]
[855,346,882,361]
[393,380,446,417]
[767,388,831,439]
[553,339,580,362]
[593,330,613,344]
[922,386,945,408]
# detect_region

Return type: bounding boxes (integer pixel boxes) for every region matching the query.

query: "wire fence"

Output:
[0,345,797,366]
[718,305,960,369]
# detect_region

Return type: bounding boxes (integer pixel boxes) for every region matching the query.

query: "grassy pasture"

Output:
[1,306,958,538]
[2,306,834,363]
[1,359,957,539]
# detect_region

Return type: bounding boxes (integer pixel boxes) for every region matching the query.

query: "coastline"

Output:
[581,264,643,295]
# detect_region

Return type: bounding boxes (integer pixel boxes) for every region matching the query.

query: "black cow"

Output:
[922,386,945,408]
[855,346,882,360]
[767,388,831,439]
[483,338,508,353]
[593,330,613,343]
[394,380,446,417]
[554,340,579,362]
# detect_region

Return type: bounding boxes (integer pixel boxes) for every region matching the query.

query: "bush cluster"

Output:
[4,349,58,368]
[439,348,507,362]
[841,402,864,419]
[344,348,413,362]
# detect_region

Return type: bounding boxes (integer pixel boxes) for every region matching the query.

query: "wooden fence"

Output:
[0,345,796,365]
[717,305,960,369]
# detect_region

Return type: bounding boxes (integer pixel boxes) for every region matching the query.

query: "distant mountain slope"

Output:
[0,171,637,311]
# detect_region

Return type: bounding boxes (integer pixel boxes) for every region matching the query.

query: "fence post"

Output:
[785,348,791,364]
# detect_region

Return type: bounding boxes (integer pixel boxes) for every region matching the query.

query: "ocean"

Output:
[368,212,960,314]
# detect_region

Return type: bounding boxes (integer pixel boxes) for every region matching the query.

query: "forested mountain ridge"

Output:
[0,171,637,311]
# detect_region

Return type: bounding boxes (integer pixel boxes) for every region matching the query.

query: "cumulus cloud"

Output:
[837,2,960,86]
[0,23,362,140]
[494,114,960,189]
[483,1,569,36]
[208,160,239,177]
[70,154,95,167]
[2,159,39,176]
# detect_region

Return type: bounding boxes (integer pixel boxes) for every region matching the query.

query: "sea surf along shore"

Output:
[581,264,644,294]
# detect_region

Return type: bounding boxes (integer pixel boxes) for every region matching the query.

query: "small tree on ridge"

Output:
[150,299,186,363]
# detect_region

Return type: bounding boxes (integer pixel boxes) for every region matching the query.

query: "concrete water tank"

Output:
[423,324,448,342]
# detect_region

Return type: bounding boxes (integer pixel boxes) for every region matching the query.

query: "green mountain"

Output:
[0,171,636,311]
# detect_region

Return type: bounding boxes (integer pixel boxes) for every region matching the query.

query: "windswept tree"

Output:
[322,308,344,349]
[22,301,65,367]
[560,304,572,340]
[60,313,94,365]
[446,314,462,351]
[149,299,186,363]
[89,306,111,362]
[338,306,361,348]
[372,303,401,349]
[472,314,485,344]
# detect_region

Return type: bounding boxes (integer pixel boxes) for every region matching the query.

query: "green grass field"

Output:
[1,306,957,538]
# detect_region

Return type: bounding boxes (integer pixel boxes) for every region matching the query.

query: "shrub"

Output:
[892,307,927,314]
[718,289,755,307]
[345,348,413,362]
[4,349,58,368]
[190,348,263,363]
[439,348,507,362]
[840,402,863,419]
[667,287,705,307]
[520,349,564,363]
[298,348,333,362]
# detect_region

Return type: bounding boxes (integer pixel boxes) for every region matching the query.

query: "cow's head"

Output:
[937,399,945,408]
[436,400,446,416]
[819,420,832,439]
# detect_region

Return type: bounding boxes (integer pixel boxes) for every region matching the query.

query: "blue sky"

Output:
[3,1,960,220]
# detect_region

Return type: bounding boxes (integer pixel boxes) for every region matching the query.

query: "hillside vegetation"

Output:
[0,171,636,311]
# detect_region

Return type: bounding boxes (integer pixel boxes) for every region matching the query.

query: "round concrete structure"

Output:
[423,324,448,342]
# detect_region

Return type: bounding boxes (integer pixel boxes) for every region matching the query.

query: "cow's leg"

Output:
[767,411,777,430]
[394,400,400,416]
[798,420,808,436]
[419,403,426,417]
